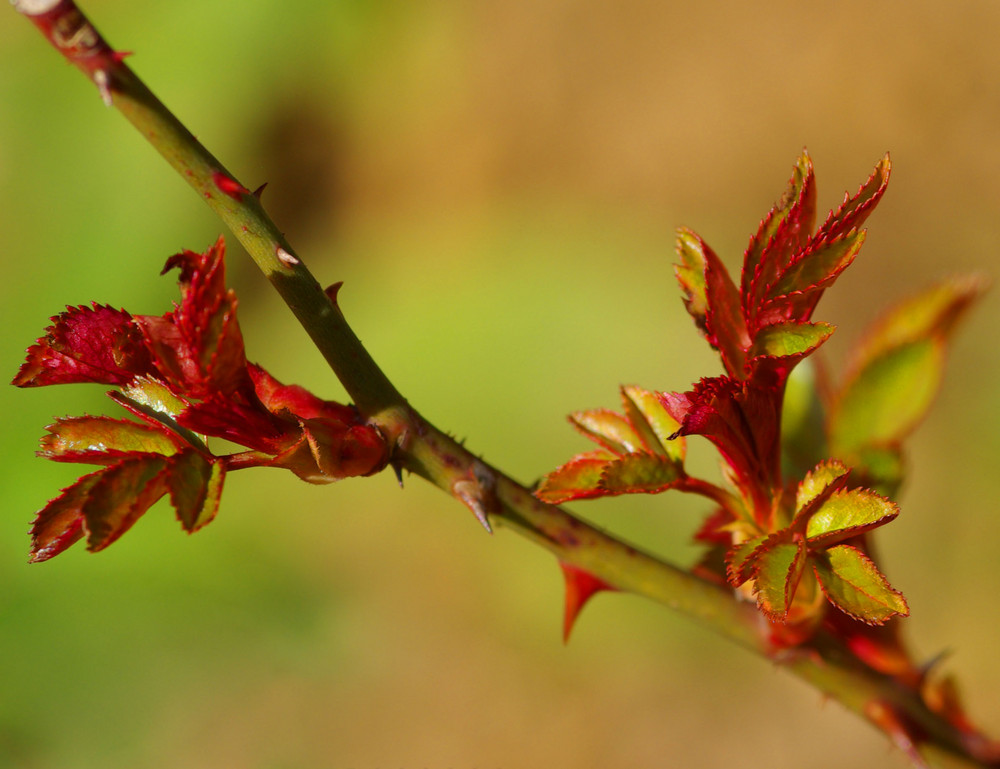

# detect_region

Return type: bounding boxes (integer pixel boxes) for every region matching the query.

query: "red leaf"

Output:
[534,453,614,504]
[814,153,891,242]
[135,236,250,398]
[12,304,153,388]
[28,472,100,562]
[559,562,616,643]
[80,455,171,552]
[742,150,817,327]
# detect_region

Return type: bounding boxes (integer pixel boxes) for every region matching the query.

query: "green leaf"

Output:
[675,227,709,335]
[599,452,685,495]
[39,415,182,463]
[780,359,828,480]
[805,489,898,549]
[620,385,684,462]
[829,275,986,454]
[749,321,834,359]
[121,376,188,418]
[726,533,768,585]
[167,450,225,532]
[829,339,943,453]
[570,409,645,454]
[812,544,908,624]
[752,539,807,620]
[794,459,850,513]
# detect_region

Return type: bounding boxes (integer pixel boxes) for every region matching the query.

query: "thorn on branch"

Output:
[452,460,500,533]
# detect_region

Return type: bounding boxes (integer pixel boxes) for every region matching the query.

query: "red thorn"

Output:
[211,171,248,200]
[251,182,268,200]
[560,562,615,643]
[112,50,133,62]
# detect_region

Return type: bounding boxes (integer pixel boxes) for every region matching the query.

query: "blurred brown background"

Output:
[1,1,998,767]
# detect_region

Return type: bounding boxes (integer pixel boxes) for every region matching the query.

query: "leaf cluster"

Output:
[13,237,388,561]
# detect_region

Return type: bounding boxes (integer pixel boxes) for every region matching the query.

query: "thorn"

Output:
[392,463,404,488]
[560,562,616,643]
[276,246,299,267]
[324,281,344,304]
[452,479,493,533]
[251,182,268,199]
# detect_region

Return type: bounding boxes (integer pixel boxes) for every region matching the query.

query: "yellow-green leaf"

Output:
[620,385,685,462]
[812,544,908,624]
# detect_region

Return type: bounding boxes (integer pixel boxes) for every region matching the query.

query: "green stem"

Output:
[15,2,998,766]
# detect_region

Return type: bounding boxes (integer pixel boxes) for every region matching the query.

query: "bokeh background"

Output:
[2,1,999,767]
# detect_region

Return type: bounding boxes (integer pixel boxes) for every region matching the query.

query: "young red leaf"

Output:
[768,228,864,297]
[569,409,646,454]
[28,472,100,562]
[742,150,817,324]
[814,153,891,242]
[675,228,749,378]
[559,562,616,643]
[812,543,908,624]
[674,228,710,337]
[534,452,614,504]
[39,415,183,464]
[726,532,769,586]
[12,304,152,388]
[620,385,685,461]
[166,449,225,532]
[804,489,899,550]
[79,455,171,552]
[134,236,249,398]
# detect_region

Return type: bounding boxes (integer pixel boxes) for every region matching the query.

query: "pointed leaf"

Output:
[675,227,710,336]
[535,453,613,504]
[752,538,808,621]
[813,544,908,624]
[166,450,224,532]
[560,562,616,643]
[780,359,829,481]
[814,153,891,241]
[598,452,685,495]
[766,229,865,304]
[805,489,898,549]
[743,151,817,321]
[569,409,645,454]
[793,459,851,514]
[81,455,171,552]
[749,321,834,360]
[28,472,101,562]
[620,385,685,461]
[726,533,768,586]
[846,274,986,375]
[39,415,183,464]
[12,304,152,387]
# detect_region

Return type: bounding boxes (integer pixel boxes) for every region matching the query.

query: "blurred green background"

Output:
[2,1,999,767]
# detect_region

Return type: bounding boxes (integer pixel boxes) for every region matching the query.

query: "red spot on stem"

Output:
[212,172,248,200]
